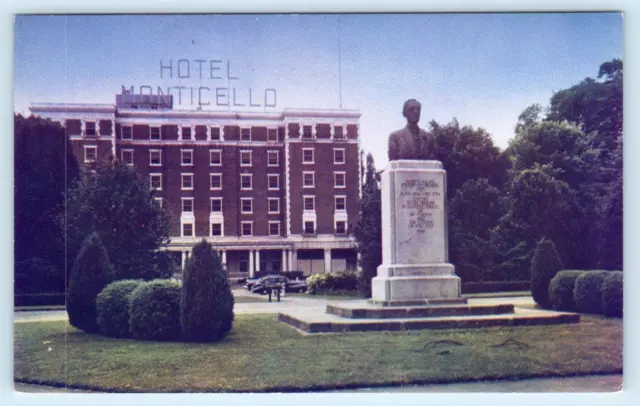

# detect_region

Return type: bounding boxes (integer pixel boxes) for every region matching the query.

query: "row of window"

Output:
[118,125,346,141]
[118,148,347,167]
[175,195,347,214]
[180,219,348,238]
[149,171,348,191]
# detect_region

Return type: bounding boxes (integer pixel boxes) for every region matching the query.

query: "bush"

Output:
[601,271,623,318]
[530,238,563,309]
[181,240,234,342]
[548,270,584,311]
[461,281,530,294]
[573,271,611,314]
[306,271,357,295]
[14,293,66,307]
[129,279,182,341]
[66,232,114,333]
[96,279,144,338]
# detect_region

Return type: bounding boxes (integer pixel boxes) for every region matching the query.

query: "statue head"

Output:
[402,99,421,125]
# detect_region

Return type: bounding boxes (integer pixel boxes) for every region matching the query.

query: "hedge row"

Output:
[461,281,530,294]
[306,271,357,294]
[548,270,623,317]
[14,293,66,307]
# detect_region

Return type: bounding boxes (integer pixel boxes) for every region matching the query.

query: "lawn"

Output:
[14,314,622,392]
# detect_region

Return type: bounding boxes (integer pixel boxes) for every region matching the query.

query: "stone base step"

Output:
[278,306,580,334]
[327,302,514,319]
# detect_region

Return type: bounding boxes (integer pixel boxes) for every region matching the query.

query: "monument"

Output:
[371,99,464,305]
[277,99,579,333]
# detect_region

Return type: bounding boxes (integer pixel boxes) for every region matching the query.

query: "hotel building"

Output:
[30,94,361,279]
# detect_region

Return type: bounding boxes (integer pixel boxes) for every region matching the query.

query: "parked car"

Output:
[244,277,261,290]
[250,275,307,294]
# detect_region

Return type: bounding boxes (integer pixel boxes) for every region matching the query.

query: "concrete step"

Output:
[326,302,515,319]
[278,306,580,334]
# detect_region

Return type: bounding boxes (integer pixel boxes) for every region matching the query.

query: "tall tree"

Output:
[66,158,170,281]
[353,153,382,297]
[14,114,79,294]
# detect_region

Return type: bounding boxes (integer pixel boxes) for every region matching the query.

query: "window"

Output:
[121,149,134,166]
[210,198,222,213]
[334,148,346,164]
[85,121,96,136]
[335,196,346,211]
[211,222,223,237]
[241,198,253,214]
[154,197,163,208]
[150,174,162,190]
[268,198,280,214]
[335,221,347,235]
[334,172,346,188]
[240,150,252,166]
[302,148,314,164]
[181,149,193,166]
[304,196,315,211]
[304,221,315,234]
[210,173,222,190]
[302,125,313,139]
[303,172,315,188]
[181,173,194,190]
[210,127,221,140]
[182,126,192,140]
[149,150,162,166]
[268,174,279,190]
[182,223,194,237]
[241,128,251,141]
[334,126,344,139]
[150,127,161,140]
[269,222,280,236]
[84,146,97,163]
[210,149,222,166]
[182,198,194,213]
[267,150,279,167]
[240,174,253,190]
[121,126,132,140]
[267,128,278,142]
[241,222,253,236]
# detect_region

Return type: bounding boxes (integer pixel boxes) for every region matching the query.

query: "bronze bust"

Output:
[388,99,436,161]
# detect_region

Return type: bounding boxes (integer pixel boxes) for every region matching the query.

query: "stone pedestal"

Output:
[371,160,463,305]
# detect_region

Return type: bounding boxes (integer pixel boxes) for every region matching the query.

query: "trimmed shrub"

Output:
[573,271,611,314]
[306,271,357,295]
[548,270,584,311]
[181,240,234,342]
[601,271,623,318]
[129,279,182,341]
[66,232,114,333]
[96,279,144,338]
[530,238,563,309]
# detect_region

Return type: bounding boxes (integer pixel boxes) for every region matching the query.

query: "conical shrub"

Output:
[530,238,563,309]
[181,240,234,341]
[66,232,114,332]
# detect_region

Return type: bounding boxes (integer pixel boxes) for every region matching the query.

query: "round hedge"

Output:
[573,271,611,314]
[129,279,182,341]
[548,270,584,312]
[601,271,623,318]
[96,279,144,338]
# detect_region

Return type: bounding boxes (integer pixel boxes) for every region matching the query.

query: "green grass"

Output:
[14,314,622,392]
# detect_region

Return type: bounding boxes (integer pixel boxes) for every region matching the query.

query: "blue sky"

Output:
[14,13,623,167]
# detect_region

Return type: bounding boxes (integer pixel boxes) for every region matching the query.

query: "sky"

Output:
[14,13,623,167]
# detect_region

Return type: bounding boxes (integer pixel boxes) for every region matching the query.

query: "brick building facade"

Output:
[30,94,361,278]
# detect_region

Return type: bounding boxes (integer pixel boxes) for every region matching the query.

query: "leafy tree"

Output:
[66,232,114,333]
[530,238,563,309]
[353,153,382,297]
[14,114,79,294]
[66,159,170,281]
[598,137,623,269]
[181,240,234,342]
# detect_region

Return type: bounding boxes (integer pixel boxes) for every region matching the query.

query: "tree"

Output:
[14,114,79,294]
[181,240,234,341]
[66,232,114,332]
[530,238,563,309]
[66,159,170,281]
[353,153,382,297]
